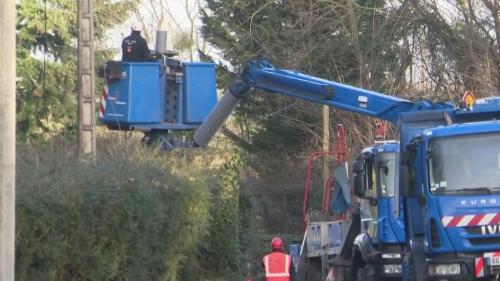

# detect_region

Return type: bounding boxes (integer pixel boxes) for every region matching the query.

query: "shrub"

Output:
[16,137,212,281]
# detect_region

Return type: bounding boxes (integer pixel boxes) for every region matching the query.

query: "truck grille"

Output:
[469,237,500,245]
[492,265,500,274]
[465,227,482,235]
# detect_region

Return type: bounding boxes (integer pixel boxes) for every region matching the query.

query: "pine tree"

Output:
[200,0,401,152]
[16,0,139,140]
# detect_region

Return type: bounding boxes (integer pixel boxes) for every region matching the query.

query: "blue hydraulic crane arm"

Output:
[193,59,422,147]
[245,60,415,124]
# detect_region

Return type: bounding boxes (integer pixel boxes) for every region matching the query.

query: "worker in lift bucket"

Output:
[121,24,151,61]
[262,237,295,281]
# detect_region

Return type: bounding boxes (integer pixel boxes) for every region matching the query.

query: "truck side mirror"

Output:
[402,164,425,204]
[402,148,416,198]
[352,159,364,172]
[353,160,367,198]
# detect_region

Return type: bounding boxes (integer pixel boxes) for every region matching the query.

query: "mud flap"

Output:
[296,242,309,281]
[337,206,361,261]
[296,243,324,281]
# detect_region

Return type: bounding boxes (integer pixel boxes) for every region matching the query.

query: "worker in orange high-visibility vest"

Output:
[262,237,295,281]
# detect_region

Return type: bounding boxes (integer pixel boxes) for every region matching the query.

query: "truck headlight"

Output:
[428,264,461,275]
[383,264,402,274]
[382,253,402,259]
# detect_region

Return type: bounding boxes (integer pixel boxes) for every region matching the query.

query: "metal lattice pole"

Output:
[77,0,96,160]
[0,0,16,280]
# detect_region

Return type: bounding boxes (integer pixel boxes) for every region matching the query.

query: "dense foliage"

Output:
[15,1,261,280]
[16,138,213,281]
[201,0,500,153]
[16,0,138,140]
[201,154,245,273]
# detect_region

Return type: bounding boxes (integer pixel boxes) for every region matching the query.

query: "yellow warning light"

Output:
[460,90,476,109]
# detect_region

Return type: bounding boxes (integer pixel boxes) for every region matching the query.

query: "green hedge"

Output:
[16,138,212,281]
[200,154,244,275]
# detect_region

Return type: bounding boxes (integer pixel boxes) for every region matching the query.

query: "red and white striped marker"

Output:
[99,80,108,118]
[475,252,500,278]
[442,213,500,228]
[475,257,485,278]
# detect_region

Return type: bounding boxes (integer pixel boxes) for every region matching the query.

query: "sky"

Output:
[107,0,205,61]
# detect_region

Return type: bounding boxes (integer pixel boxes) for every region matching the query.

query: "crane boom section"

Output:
[246,60,415,124]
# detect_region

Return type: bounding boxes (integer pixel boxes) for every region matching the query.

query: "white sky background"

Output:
[106,0,209,61]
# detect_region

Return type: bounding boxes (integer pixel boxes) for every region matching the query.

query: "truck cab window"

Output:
[429,133,500,194]
[364,159,377,198]
[378,153,396,197]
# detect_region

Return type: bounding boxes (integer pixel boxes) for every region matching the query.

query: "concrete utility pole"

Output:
[77,0,96,160]
[0,0,16,280]
[322,106,330,192]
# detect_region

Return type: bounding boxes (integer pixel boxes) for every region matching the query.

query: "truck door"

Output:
[360,158,378,239]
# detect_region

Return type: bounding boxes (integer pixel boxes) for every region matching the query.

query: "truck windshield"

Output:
[428,133,500,194]
[379,153,396,196]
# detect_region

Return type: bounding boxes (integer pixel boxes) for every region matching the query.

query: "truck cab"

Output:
[352,142,405,280]
[403,116,500,280]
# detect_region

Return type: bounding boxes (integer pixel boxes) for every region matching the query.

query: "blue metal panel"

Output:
[377,198,402,243]
[328,223,342,248]
[102,62,163,124]
[423,121,500,138]
[183,62,217,124]
[430,195,500,253]
[309,224,322,251]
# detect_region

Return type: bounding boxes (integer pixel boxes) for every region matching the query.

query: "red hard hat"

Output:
[271,237,283,251]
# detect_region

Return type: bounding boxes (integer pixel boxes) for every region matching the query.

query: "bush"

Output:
[200,154,245,275]
[16,137,212,281]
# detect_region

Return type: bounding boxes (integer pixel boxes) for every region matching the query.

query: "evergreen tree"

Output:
[16,0,138,140]
[200,0,405,152]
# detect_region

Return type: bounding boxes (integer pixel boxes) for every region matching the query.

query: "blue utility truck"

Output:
[192,60,500,280]
[100,59,500,280]
[292,141,405,281]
